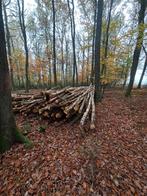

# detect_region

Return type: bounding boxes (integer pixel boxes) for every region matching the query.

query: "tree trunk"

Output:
[52,0,57,86]
[0,1,16,152]
[125,0,146,97]
[137,46,147,89]
[65,37,69,85]
[3,2,15,89]
[17,0,29,92]
[16,61,21,88]
[94,0,104,102]
[0,1,30,153]
[122,37,133,89]
[67,0,78,86]
[44,28,52,88]
[101,0,113,76]
[91,0,97,84]
[72,0,78,86]
[61,29,64,87]
[123,70,128,89]
[86,36,90,85]
[82,48,85,85]
[24,39,29,91]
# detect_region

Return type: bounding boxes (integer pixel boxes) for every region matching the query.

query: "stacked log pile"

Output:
[12,86,95,129]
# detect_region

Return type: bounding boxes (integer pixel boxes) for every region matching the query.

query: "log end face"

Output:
[90,123,95,130]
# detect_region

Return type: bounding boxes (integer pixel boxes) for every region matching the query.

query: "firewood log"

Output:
[90,92,95,129]
[12,85,96,129]
[80,95,92,126]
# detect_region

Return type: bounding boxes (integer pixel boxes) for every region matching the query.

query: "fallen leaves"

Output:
[0,90,147,195]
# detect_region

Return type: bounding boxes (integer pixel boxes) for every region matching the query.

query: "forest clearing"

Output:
[0,0,147,195]
[0,89,147,195]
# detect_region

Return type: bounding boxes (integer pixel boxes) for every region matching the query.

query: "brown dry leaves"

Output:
[0,90,147,195]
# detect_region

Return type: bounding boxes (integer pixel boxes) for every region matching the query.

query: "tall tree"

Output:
[65,36,70,85]
[125,0,147,96]
[17,0,29,92]
[3,0,15,89]
[60,26,65,86]
[52,0,57,86]
[137,46,147,88]
[0,0,29,153]
[67,0,78,86]
[91,0,97,84]
[94,0,104,102]
[101,0,114,76]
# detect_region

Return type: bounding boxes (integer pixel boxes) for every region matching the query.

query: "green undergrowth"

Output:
[14,128,33,149]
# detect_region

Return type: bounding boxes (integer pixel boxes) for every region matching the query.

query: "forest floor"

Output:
[0,89,147,195]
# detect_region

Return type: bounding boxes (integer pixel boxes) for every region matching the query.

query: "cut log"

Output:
[12,85,96,128]
[80,95,92,126]
[90,92,95,129]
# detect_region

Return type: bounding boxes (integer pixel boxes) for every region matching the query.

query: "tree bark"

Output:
[86,35,90,85]
[94,0,104,102]
[91,0,97,84]
[0,0,16,152]
[65,37,69,85]
[123,69,129,89]
[44,28,52,88]
[101,0,114,76]
[137,46,147,89]
[3,1,15,89]
[0,1,30,153]
[125,0,146,97]
[67,0,78,86]
[52,0,57,86]
[82,48,85,85]
[61,28,64,87]
[17,0,29,92]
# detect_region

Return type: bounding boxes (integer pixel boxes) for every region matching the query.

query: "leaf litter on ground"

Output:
[0,89,147,195]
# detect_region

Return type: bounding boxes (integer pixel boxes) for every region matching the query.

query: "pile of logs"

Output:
[12,86,95,129]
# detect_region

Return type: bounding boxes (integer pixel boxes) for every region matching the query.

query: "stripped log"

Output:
[80,95,92,126]
[90,91,95,129]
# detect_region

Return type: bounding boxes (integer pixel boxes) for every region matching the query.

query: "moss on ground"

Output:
[14,128,33,148]
[0,127,33,153]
